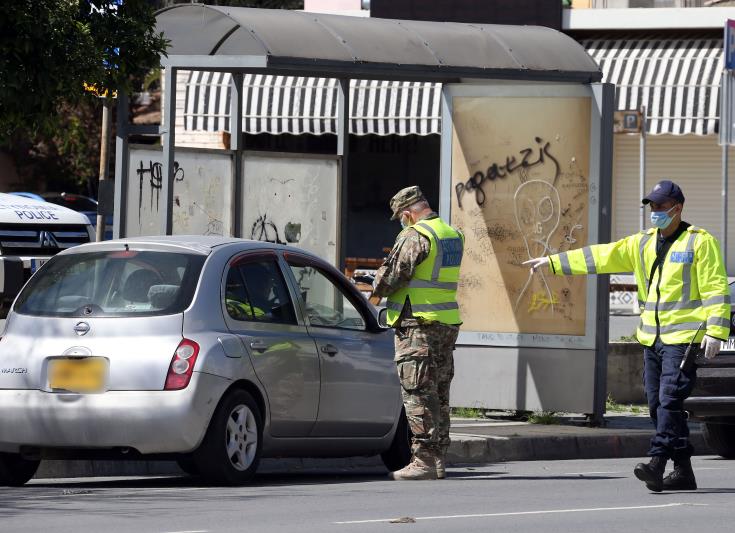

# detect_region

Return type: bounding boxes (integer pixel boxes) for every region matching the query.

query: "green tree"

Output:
[151,1,304,9]
[0,1,168,140]
[0,1,300,193]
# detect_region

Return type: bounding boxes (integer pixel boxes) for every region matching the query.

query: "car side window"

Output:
[289,264,366,331]
[225,259,297,325]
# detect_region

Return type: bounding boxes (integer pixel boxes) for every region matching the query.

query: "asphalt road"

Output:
[3,456,734,533]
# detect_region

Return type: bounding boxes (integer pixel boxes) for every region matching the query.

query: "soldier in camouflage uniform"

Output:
[373,186,463,481]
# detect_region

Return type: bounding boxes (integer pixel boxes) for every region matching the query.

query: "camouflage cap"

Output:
[389,185,426,220]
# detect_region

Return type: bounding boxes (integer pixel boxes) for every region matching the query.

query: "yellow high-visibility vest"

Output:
[386,217,464,327]
[226,297,266,320]
[548,226,731,346]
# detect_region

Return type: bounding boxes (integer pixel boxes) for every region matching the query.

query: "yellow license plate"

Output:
[48,358,107,393]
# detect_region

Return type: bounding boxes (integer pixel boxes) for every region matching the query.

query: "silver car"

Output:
[0,236,410,485]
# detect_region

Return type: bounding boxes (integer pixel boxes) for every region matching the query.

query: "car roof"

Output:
[0,192,93,226]
[58,235,297,256]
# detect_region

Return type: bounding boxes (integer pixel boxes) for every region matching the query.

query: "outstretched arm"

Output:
[524,236,640,277]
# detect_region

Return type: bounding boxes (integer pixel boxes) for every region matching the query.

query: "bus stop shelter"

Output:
[115,4,614,420]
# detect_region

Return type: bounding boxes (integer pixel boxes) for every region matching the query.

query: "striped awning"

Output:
[581,36,723,136]
[183,71,441,136]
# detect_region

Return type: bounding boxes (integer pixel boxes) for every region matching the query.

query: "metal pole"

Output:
[720,69,732,274]
[113,93,129,239]
[337,78,350,273]
[724,144,729,271]
[640,106,647,232]
[161,66,177,235]
[96,98,112,241]
[592,82,615,425]
[230,72,244,238]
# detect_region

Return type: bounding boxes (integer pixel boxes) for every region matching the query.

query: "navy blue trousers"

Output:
[643,338,697,461]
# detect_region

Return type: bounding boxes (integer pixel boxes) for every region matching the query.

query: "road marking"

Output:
[334,503,707,525]
[562,471,623,475]
[449,433,511,440]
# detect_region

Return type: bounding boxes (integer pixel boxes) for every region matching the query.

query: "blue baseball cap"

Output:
[642,180,685,205]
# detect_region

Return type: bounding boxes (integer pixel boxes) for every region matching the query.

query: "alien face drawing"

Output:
[513,179,561,313]
[514,180,561,259]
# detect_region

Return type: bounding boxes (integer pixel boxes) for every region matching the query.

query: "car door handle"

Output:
[249,341,269,353]
[320,344,339,357]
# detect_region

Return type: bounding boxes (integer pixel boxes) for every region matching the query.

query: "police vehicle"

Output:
[685,281,735,458]
[0,193,94,317]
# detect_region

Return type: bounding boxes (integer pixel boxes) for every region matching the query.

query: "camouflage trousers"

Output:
[394,322,459,463]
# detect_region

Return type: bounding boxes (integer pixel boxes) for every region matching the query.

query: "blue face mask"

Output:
[650,205,676,229]
[400,215,410,229]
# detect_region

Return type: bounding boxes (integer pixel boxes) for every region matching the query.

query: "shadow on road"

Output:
[20,468,392,491]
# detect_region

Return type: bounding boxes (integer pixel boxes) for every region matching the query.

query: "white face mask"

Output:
[400,214,411,229]
[650,205,677,229]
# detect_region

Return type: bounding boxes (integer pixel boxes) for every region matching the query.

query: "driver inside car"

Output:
[226,263,275,321]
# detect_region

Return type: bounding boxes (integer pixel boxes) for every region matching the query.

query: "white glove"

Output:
[700,334,722,359]
[522,257,550,272]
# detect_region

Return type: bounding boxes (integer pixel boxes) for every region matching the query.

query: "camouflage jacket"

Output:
[373,213,437,326]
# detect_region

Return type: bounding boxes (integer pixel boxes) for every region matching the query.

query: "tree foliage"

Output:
[0,1,168,141]
[1,0,301,193]
[151,1,304,9]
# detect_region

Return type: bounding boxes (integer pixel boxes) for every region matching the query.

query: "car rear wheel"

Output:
[0,452,40,486]
[703,421,735,459]
[176,456,201,477]
[380,408,412,472]
[193,389,262,485]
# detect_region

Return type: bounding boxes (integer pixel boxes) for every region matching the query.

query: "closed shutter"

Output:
[613,134,735,273]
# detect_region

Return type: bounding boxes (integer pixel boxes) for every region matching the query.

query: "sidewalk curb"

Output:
[445,430,710,465]
[34,429,711,479]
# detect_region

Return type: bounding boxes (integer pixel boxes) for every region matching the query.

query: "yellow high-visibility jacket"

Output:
[548,226,731,346]
[386,217,464,326]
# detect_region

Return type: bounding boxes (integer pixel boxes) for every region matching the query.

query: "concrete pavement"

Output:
[35,412,711,479]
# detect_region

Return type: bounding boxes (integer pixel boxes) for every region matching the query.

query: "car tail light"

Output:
[164,339,200,390]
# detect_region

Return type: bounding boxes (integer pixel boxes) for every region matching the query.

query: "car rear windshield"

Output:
[14,250,205,317]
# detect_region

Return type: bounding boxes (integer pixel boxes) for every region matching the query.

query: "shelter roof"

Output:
[156,4,602,83]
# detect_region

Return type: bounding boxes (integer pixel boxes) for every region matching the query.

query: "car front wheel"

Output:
[0,452,40,486]
[703,421,735,459]
[194,389,263,484]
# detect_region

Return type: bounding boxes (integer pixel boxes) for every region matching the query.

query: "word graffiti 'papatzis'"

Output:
[455,138,560,209]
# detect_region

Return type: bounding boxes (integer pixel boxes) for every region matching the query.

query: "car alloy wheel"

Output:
[225,404,258,471]
[194,388,263,485]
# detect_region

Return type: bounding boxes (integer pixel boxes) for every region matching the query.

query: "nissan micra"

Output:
[0,236,410,485]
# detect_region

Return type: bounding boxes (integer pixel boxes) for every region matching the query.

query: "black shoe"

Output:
[634,456,667,492]
[662,462,697,491]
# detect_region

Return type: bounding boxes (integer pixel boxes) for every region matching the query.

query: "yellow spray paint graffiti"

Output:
[527,291,559,313]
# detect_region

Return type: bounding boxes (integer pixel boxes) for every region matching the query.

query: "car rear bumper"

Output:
[684,396,735,418]
[0,372,230,454]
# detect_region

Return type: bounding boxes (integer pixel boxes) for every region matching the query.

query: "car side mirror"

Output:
[0,258,24,304]
[377,307,389,329]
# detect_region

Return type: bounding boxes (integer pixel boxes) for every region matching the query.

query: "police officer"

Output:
[373,186,464,481]
[524,180,730,492]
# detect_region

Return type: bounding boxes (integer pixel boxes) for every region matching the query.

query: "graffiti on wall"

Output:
[127,149,232,237]
[450,96,592,336]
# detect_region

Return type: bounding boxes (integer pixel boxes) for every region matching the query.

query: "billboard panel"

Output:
[451,95,592,336]
[241,153,340,266]
[126,147,233,237]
